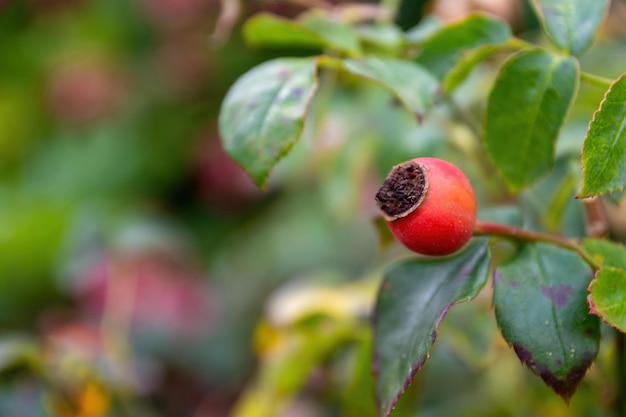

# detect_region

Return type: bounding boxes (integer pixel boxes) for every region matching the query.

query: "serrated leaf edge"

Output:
[372,240,490,417]
[588,266,626,333]
[494,243,598,403]
[483,48,580,193]
[578,72,626,198]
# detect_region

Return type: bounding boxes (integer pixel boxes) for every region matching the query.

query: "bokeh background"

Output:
[2,0,626,416]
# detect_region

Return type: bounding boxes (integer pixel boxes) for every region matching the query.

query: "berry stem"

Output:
[473,220,601,270]
[580,71,613,89]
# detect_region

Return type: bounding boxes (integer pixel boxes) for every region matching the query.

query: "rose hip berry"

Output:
[375,157,476,256]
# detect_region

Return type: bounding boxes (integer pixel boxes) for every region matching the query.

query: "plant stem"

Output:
[580,72,613,89]
[506,37,533,49]
[583,198,609,238]
[210,0,241,46]
[473,220,601,270]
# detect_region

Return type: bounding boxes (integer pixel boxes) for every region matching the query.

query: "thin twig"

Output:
[473,220,600,270]
[580,72,614,89]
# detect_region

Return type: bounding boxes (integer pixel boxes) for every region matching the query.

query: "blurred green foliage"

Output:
[1,0,626,416]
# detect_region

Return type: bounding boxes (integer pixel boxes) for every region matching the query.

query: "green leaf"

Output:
[373,238,490,417]
[493,243,600,402]
[339,56,439,121]
[443,43,510,93]
[341,338,377,417]
[588,267,626,332]
[582,239,626,331]
[356,24,405,53]
[518,157,581,234]
[531,0,608,56]
[405,16,443,44]
[299,10,362,56]
[243,13,326,50]
[477,205,523,227]
[580,238,626,270]
[484,49,578,192]
[218,58,319,188]
[579,74,626,198]
[607,189,626,205]
[242,11,362,56]
[414,13,512,79]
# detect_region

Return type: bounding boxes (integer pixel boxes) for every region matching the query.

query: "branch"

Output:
[473,220,600,270]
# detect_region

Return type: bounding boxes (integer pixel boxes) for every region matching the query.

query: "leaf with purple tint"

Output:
[218,57,319,188]
[493,243,600,402]
[373,238,490,417]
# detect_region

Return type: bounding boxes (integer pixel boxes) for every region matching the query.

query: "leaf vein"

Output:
[532,244,569,368]
[518,55,560,174]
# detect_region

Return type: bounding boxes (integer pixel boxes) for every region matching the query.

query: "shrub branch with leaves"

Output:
[218,0,626,416]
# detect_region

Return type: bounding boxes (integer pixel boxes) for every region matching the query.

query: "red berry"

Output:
[375,157,476,256]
